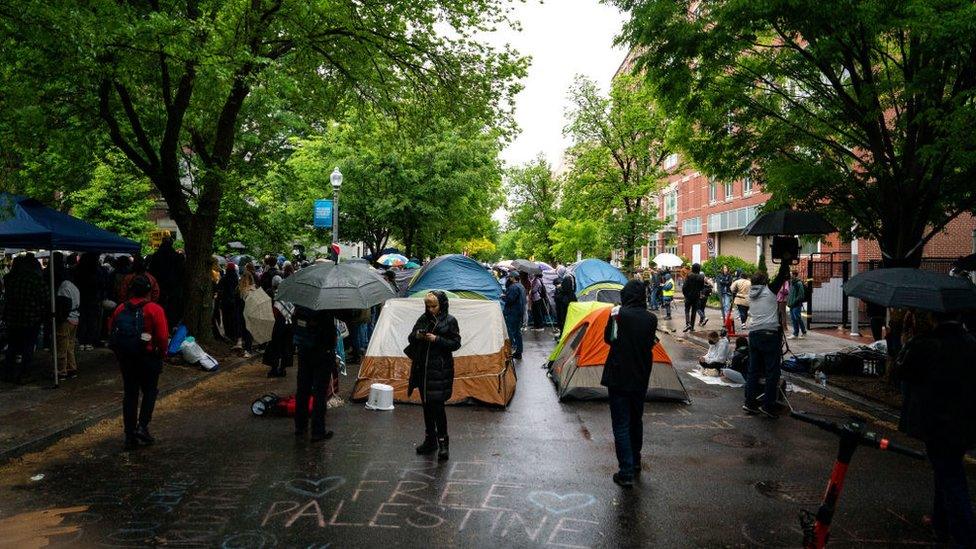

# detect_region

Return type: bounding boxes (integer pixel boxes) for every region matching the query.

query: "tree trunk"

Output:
[878,224,925,269]
[180,215,219,343]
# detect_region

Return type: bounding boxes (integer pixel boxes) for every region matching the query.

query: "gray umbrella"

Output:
[843,268,976,312]
[275,262,396,310]
[512,259,542,275]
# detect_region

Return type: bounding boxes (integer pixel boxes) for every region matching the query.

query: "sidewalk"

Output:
[0,342,249,463]
[658,302,902,424]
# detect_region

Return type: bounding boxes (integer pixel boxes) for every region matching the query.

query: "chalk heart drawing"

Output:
[285,476,346,499]
[527,492,596,515]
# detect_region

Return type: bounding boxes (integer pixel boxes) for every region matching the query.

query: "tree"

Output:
[2,0,525,338]
[563,74,669,273]
[612,0,976,267]
[70,152,156,246]
[283,113,505,260]
[549,217,607,264]
[504,156,561,263]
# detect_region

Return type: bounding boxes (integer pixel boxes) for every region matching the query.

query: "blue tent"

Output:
[0,194,141,253]
[568,258,628,296]
[407,254,502,301]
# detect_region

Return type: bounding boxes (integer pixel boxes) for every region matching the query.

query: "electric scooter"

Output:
[791,411,927,548]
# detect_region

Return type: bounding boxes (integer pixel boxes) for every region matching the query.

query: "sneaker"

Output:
[134,425,155,445]
[232,342,243,350]
[787,334,797,340]
[742,404,761,415]
[700,318,708,326]
[310,431,334,442]
[242,351,253,359]
[612,473,634,488]
[799,333,807,339]
[683,325,691,333]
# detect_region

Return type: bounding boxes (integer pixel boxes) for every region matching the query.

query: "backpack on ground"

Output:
[110,301,148,356]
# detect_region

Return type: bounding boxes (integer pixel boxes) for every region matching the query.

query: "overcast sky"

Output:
[491,1,627,170]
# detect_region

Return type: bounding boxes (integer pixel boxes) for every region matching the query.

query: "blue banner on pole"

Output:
[313,199,333,228]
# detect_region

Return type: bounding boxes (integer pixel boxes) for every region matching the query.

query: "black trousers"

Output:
[422,398,448,438]
[4,324,39,381]
[119,356,162,435]
[531,299,545,328]
[684,297,700,327]
[295,347,333,436]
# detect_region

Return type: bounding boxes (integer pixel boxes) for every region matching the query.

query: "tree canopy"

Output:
[612,0,976,266]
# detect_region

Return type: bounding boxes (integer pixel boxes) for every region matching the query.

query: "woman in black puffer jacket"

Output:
[406,291,461,460]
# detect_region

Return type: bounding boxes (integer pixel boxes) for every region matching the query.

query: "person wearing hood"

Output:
[743,254,792,417]
[217,263,240,343]
[554,275,576,334]
[660,272,675,320]
[406,291,462,461]
[602,280,658,488]
[501,272,527,359]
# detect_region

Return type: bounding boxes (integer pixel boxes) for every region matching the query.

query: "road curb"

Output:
[667,329,902,425]
[0,355,251,465]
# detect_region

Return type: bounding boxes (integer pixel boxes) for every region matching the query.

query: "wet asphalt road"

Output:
[0,327,962,548]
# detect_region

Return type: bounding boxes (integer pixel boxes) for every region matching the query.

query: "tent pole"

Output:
[49,250,59,388]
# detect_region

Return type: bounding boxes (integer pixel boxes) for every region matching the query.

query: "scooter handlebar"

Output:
[790,411,926,461]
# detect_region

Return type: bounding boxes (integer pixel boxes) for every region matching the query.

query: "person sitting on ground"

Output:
[698,330,730,375]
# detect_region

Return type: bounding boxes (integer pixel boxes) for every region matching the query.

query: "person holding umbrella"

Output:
[292,305,337,441]
[406,291,462,461]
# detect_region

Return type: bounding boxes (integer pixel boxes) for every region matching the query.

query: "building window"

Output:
[681,217,702,235]
[742,176,753,195]
[724,181,734,200]
[664,191,677,224]
[708,180,717,203]
[648,237,658,257]
[800,238,820,255]
[663,153,679,170]
[707,205,760,232]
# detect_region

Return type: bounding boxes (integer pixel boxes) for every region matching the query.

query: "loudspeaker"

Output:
[771,236,800,264]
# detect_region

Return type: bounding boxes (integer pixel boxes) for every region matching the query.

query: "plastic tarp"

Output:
[547,306,688,402]
[568,259,627,297]
[407,254,502,301]
[0,193,140,253]
[352,298,516,406]
[548,301,613,361]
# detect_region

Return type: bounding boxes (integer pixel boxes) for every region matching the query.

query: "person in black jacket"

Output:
[602,280,658,488]
[895,313,976,545]
[293,305,337,442]
[682,263,705,332]
[406,291,462,461]
[554,275,576,333]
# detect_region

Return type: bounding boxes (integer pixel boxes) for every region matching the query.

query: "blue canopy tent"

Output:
[567,258,628,297]
[406,254,503,301]
[0,193,141,387]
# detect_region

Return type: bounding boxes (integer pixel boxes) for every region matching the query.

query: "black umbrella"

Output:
[512,259,542,275]
[953,253,976,272]
[843,268,976,312]
[742,209,836,236]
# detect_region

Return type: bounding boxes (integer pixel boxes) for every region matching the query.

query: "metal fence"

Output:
[805,255,958,327]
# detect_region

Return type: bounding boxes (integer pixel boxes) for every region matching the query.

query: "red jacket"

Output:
[110,298,170,356]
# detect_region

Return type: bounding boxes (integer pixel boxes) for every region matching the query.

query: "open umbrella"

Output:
[495,259,514,271]
[742,209,836,236]
[512,259,542,275]
[652,253,684,268]
[275,262,395,310]
[243,289,275,344]
[377,253,408,267]
[844,268,976,312]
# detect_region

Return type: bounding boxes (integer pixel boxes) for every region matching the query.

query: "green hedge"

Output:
[701,255,758,278]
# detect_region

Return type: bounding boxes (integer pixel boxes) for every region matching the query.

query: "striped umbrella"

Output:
[377,253,408,267]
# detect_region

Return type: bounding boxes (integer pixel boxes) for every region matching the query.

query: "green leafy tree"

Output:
[549,217,608,264]
[1,0,525,338]
[613,0,976,267]
[70,152,156,245]
[505,156,561,263]
[563,74,669,273]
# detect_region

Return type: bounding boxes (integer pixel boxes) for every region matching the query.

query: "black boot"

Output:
[437,436,449,461]
[134,425,155,446]
[416,434,437,455]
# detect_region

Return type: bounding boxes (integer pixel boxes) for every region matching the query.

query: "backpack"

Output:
[110,301,148,356]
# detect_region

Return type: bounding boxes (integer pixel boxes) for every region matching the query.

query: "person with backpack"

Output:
[787,270,807,339]
[109,275,169,450]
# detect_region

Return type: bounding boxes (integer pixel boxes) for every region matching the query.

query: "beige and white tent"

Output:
[352,298,516,407]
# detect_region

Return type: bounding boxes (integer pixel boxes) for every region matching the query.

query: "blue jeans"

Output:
[505,314,522,356]
[790,306,806,336]
[608,388,645,479]
[648,288,659,310]
[927,442,976,546]
[745,330,782,409]
[720,293,732,319]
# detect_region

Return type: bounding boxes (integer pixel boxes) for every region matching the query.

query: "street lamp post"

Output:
[330,167,342,245]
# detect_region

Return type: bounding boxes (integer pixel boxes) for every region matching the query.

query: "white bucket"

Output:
[365,383,395,411]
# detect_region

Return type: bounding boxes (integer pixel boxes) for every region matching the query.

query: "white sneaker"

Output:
[242,351,253,359]
[799,333,807,339]
[787,334,797,340]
